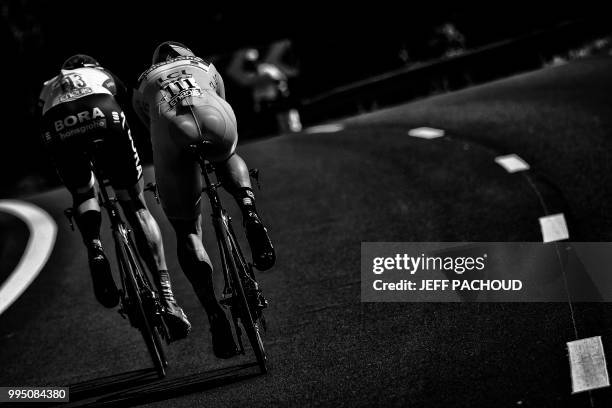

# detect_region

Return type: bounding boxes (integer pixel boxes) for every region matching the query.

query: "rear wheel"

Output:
[118,235,167,377]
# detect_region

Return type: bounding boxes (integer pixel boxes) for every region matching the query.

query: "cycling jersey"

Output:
[132,55,238,221]
[133,56,224,123]
[39,67,142,192]
[38,67,123,115]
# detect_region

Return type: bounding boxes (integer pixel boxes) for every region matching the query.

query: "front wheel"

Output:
[118,234,167,378]
[223,228,267,374]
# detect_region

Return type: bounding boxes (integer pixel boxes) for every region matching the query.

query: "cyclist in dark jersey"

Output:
[38,54,191,340]
[133,42,276,358]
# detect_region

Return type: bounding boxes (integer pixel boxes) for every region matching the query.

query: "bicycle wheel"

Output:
[222,221,267,374]
[127,235,169,368]
[117,231,167,377]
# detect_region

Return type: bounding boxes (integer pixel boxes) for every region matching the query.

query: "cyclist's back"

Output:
[135,55,222,109]
[133,52,237,163]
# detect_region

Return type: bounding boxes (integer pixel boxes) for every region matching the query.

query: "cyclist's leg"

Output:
[194,95,276,271]
[116,184,167,274]
[152,111,219,311]
[167,216,216,312]
[102,107,191,338]
[215,153,254,207]
[117,183,192,339]
[42,107,103,247]
[101,109,165,275]
[168,216,238,358]
[40,98,118,307]
[153,105,237,357]
[57,158,102,250]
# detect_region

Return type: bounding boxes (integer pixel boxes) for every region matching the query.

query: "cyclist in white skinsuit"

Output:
[132,42,275,359]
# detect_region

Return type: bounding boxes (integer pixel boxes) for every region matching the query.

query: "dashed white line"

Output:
[495,154,531,173]
[305,124,345,134]
[568,336,610,393]
[539,213,569,243]
[0,200,57,315]
[407,127,445,139]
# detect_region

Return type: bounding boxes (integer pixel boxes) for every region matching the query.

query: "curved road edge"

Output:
[0,200,57,315]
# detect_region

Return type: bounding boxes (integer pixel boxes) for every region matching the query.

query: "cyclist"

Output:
[38,54,191,340]
[132,41,276,359]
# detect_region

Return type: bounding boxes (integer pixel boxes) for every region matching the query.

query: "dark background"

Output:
[0,1,607,195]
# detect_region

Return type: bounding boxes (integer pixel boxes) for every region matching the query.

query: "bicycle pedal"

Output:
[259,296,269,309]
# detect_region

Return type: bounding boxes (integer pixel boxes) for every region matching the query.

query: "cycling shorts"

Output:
[41,93,142,192]
[150,90,238,220]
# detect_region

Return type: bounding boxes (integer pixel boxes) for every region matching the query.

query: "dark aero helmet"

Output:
[62,54,100,70]
[152,41,194,64]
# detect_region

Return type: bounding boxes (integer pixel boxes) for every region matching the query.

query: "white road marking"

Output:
[305,124,345,134]
[539,213,569,243]
[0,200,57,315]
[494,154,531,173]
[407,127,445,139]
[568,336,610,393]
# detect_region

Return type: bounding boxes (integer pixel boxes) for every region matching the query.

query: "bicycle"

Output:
[64,138,169,379]
[147,140,269,374]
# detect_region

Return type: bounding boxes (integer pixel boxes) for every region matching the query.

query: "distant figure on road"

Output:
[37,55,191,340]
[132,41,276,359]
[398,22,466,66]
[429,23,466,58]
[227,39,302,135]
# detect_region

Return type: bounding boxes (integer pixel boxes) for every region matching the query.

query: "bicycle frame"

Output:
[194,153,234,298]
[64,139,169,377]
[89,145,150,302]
[191,143,268,373]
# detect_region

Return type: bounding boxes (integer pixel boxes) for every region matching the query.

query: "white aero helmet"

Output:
[152,41,195,64]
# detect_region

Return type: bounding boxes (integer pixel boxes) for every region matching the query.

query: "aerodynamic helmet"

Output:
[62,54,100,70]
[152,41,194,64]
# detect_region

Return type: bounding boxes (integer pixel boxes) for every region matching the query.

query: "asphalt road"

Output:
[2,56,612,407]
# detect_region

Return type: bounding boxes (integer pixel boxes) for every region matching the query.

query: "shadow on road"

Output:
[62,362,261,407]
